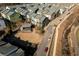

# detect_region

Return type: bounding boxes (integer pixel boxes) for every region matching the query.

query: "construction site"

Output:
[0,3,79,56]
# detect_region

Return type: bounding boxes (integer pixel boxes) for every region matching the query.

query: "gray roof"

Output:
[30,13,37,19]
[35,14,46,23]
[27,12,37,19]
[38,3,52,10]
[26,4,31,8]
[40,16,46,23]
[9,48,24,56]
[46,10,55,15]
[26,4,39,8]
[39,3,46,7]
[0,41,7,45]
[1,9,16,17]
[37,9,43,14]
[43,7,59,16]
[6,4,26,9]
[0,43,18,55]
[49,6,60,13]
[44,7,50,10]
[42,9,49,14]
[15,7,28,16]
[28,7,38,13]
[27,12,33,18]
[21,23,31,28]
[38,6,44,10]
[6,11,14,16]
[1,9,10,15]
[35,14,43,19]
[0,53,4,56]
[0,19,6,30]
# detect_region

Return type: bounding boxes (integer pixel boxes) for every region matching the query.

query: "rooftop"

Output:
[0,43,18,55]
[35,14,46,23]
[42,9,49,14]
[0,19,6,30]
[6,11,14,16]
[40,16,46,23]
[28,6,38,13]
[1,9,10,15]
[21,23,32,28]
[30,13,37,19]
[37,9,43,14]
[27,12,33,18]
[15,7,28,16]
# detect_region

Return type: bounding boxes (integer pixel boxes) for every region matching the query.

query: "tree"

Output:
[35,25,44,34]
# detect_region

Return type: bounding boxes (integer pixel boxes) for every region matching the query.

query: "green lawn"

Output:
[10,13,21,22]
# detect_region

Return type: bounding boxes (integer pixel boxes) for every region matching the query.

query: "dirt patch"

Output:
[15,28,43,44]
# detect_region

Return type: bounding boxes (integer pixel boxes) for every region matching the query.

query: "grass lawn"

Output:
[10,13,21,22]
